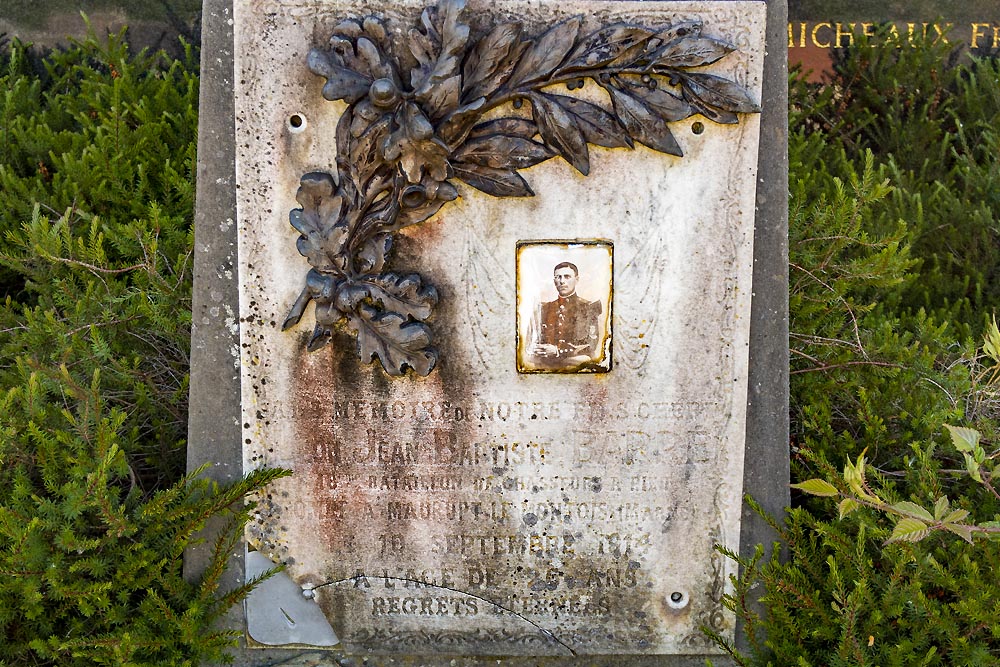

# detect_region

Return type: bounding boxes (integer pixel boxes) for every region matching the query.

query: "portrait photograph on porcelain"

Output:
[516,240,613,374]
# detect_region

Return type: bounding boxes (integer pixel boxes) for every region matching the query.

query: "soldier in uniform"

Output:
[530,262,602,369]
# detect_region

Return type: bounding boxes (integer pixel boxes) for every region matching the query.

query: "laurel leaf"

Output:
[507,16,583,87]
[682,72,760,114]
[437,97,487,145]
[530,93,590,174]
[605,82,684,156]
[541,95,632,148]
[464,22,522,94]
[685,95,739,124]
[452,135,555,170]
[452,163,534,197]
[466,117,538,141]
[437,0,470,55]
[654,21,704,44]
[415,65,462,121]
[615,77,693,122]
[562,23,654,71]
[655,36,734,68]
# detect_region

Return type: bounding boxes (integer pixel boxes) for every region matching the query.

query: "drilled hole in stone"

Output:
[667,590,689,610]
[288,113,307,133]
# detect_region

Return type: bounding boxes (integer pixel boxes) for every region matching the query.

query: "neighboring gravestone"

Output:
[188,0,788,663]
[786,0,1000,80]
[0,0,200,57]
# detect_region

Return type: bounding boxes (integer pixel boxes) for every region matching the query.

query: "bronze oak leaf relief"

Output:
[283,0,760,376]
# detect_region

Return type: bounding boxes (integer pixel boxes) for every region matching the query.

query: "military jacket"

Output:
[538,293,602,358]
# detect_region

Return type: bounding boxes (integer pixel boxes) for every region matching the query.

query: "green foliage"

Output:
[0,369,287,666]
[723,491,1000,667]
[5,16,999,667]
[793,421,1000,545]
[715,37,1000,666]
[0,33,286,666]
[0,29,198,483]
[787,139,971,480]
[798,31,1000,336]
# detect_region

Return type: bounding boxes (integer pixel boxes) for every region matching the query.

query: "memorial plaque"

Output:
[234,0,766,656]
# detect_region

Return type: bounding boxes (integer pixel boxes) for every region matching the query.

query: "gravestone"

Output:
[0,0,201,58]
[187,0,788,663]
[786,0,1000,80]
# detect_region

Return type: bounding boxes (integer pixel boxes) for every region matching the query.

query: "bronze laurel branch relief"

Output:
[282,0,759,377]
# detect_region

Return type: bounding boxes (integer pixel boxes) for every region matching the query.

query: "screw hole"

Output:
[288,113,307,133]
[667,590,689,610]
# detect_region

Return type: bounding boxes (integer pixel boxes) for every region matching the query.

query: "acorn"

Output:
[401,184,427,208]
[369,78,400,109]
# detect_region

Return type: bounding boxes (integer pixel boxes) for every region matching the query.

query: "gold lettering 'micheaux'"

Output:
[788,20,993,48]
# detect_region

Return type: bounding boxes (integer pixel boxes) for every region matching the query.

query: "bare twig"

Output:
[790,360,903,375]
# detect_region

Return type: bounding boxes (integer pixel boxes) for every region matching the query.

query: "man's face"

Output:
[553,266,578,297]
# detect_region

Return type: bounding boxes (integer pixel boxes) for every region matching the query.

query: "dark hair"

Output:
[553,261,578,276]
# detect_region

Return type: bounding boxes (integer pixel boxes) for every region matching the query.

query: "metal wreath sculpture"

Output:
[282,0,759,376]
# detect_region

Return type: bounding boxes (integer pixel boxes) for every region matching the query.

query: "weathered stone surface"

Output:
[246,551,340,646]
[234,0,766,656]
[0,2,200,57]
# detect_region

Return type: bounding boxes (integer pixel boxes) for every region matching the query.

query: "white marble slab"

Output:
[234,0,765,655]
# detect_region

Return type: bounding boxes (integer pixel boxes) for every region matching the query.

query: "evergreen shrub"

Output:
[714,36,1000,666]
[0,33,285,666]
